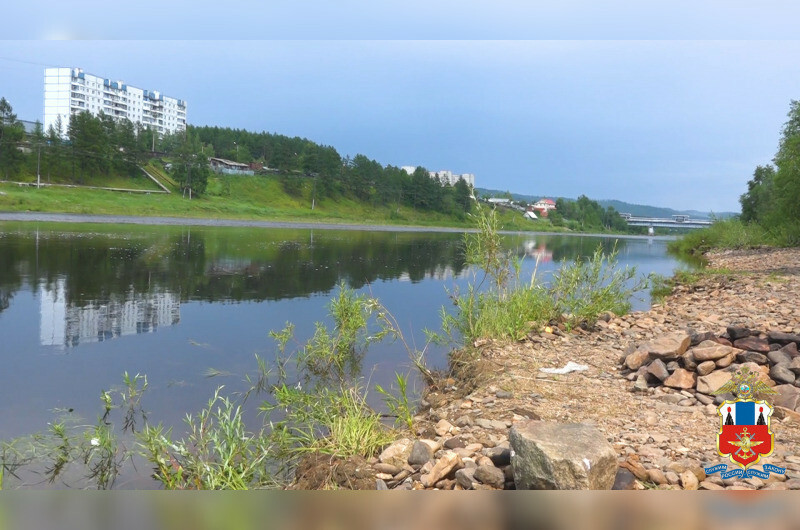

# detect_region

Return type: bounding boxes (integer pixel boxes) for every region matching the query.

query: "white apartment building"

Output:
[44,67,187,136]
[401,166,475,187]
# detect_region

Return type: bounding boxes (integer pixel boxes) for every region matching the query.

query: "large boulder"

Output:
[773,385,800,411]
[768,331,800,346]
[378,438,414,468]
[733,336,770,353]
[643,332,691,361]
[625,349,650,370]
[692,344,738,362]
[510,421,617,490]
[696,370,733,395]
[663,368,697,390]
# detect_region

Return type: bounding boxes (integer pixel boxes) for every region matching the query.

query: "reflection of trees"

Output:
[0,227,468,306]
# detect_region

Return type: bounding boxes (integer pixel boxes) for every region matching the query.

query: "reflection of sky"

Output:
[0,232,689,448]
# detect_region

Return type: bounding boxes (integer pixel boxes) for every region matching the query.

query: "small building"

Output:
[532,198,557,217]
[209,157,254,176]
[523,209,538,220]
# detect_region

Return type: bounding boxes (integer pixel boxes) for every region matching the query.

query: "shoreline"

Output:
[328,246,800,491]
[0,211,670,240]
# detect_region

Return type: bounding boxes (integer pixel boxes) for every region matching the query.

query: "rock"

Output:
[647,468,667,485]
[474,464,506,489]
[420,452,463,488]
[435,419,455,437]
[790,357,800,376]
[620,459,649,481]
[769,350,793,366]
[625,349,651,370]
[663,368,696,390]
[475,418,508,430]
[373,463,401,475]
[727,326,751,341]
[646,359,670,382]
[680,470,699,490]
[408,440,434,466]
[455,467,477,490]
[682,350,697,371]
[666,361,680,372]
[773,385,800,410]
[379,438,414,468]
[781,342,800,358]
[443,437,465,450]
[495,390,513,399]
[692,344,737,362]
[696,393,715,405]
[736,351,768,365]
[770,363,796,385]
[454,415,473,427]
[691,331,717,346]
[510,421,618,490]
[696,370,733,395]
[699,480,725,490]
[643,332,691,361]
[768,331,800,346]
[715,353,736,368]
[633,375,649,392]
[733,337,770,353]
[665,471,680,485]
[483,446,512,467]
[696,361,716,376]
[376,479,389,490]
[612,468,637,490]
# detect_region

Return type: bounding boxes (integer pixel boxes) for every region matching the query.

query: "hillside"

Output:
[475,187,737,220]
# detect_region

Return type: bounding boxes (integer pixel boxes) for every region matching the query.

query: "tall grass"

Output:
[667,217,790,257]
[438,201,647,344]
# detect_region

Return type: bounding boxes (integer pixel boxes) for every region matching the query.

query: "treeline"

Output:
[549,195,632,233]
[739,100,800,244]
[0,97,155,183]
[185,125,473,216]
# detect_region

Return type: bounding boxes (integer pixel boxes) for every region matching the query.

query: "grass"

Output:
[667,217,789,258]
[436,202,649,345]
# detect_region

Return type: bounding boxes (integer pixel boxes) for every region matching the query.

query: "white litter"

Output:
[539,361,589,374]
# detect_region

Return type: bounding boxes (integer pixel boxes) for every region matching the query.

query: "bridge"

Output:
[619,213,712,234]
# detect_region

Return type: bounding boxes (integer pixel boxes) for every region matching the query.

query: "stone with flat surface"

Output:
[510,421,617,490]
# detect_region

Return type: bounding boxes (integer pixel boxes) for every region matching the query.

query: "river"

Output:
[0,221,690,487]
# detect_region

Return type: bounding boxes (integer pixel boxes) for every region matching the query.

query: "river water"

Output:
[0,221,690,486]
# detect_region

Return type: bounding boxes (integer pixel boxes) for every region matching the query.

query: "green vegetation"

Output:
[437,202,648,345]
[667,217,774,257]
[674,99,800,255]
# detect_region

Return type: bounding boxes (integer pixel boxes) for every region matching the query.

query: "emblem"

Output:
[703,366,787,480]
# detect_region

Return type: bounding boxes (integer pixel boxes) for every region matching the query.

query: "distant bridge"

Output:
[619,213,712,232]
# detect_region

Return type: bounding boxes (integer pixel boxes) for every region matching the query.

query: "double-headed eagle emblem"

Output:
[711,365,777,400]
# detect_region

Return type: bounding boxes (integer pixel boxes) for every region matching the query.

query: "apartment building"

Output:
[400,166,475,187]
[44,67,187,136]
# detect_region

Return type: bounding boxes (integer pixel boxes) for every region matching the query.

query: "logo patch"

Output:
[703,366,787,480]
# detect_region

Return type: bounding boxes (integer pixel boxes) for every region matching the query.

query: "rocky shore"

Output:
[297,247,800,490]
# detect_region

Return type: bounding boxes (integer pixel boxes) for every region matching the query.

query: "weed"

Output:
[375,373,415,430]
[139,388,274,490]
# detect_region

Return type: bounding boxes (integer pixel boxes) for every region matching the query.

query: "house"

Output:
[209,157,254,176]
[532,198,557,217]
[523,209,538,220]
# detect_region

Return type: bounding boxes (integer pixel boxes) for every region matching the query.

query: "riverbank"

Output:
[331,247,800,490]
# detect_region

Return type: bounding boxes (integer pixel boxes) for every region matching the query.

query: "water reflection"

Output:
[39,278,180,349]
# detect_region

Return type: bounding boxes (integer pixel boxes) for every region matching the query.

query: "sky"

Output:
[2,2,800,213]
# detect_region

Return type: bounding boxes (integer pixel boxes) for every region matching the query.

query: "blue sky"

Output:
[2,4,800,212]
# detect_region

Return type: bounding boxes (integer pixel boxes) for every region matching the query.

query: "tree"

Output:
[739,165,775,223]
[172,132,209,197]
[771,100,800,238]
[0,97,25,179]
